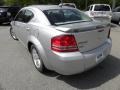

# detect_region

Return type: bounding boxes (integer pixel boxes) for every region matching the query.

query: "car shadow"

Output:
[45,55,120,89]
[56,55,120,89]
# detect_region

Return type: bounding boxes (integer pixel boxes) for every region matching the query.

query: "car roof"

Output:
[27,5,75,11]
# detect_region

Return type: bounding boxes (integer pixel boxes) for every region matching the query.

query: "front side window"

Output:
[15,9,34,23]
[15,10,25,22]
[43,9,92,25]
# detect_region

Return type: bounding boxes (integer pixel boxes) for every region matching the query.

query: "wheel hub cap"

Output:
[32,48,41,68]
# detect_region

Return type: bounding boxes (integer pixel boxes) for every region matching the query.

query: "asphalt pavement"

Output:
[0,24,120,90]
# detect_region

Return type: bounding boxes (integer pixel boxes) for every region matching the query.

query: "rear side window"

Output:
[94,5,110,11]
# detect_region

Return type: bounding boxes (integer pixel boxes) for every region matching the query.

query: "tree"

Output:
[0,0,5,5]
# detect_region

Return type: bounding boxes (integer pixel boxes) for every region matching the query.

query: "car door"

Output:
[13,9,34,46]
[20,9,34,46]
[13,10,26,42]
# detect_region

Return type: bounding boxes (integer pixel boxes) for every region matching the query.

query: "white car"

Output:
[85,4,112,22]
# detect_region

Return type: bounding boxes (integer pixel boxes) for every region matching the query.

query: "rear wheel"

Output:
[10,27,18,40]
[31,45,46,73]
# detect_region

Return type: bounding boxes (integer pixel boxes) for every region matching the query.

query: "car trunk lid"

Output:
[55,21,110,52]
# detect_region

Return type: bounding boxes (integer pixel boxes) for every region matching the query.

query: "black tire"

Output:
[10,27,18,40]
[30,45,46,73]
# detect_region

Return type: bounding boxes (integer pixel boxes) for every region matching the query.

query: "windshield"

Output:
[43,9,92,25]
[94,5,110,11]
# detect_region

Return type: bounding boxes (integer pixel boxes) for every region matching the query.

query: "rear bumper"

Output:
[50,39,112,75]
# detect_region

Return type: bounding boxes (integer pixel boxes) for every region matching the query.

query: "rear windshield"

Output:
[43,9,92,25]
[94,5,110,11]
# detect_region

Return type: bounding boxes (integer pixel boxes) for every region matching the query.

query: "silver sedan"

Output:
[10,5,112,75]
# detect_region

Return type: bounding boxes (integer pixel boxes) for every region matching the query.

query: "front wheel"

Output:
[10,27,18,40]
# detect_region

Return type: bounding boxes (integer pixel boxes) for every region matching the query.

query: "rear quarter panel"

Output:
[28,22,68,70]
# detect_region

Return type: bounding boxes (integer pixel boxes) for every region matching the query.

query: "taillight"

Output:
[108,29,111,38]
[51,35,78,52]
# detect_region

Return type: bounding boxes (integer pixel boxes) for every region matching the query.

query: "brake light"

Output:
[51,35,78,52]
[108,29,111,38]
